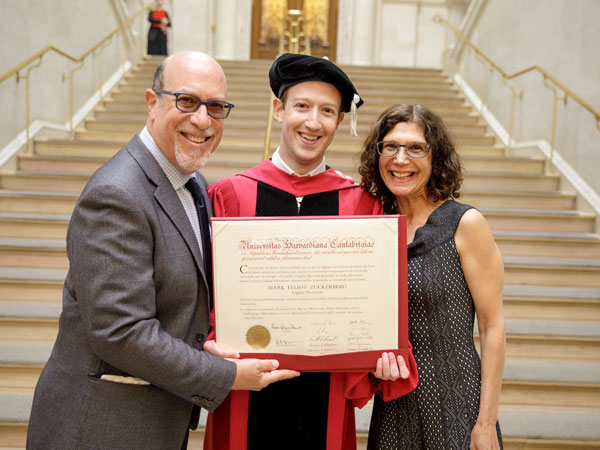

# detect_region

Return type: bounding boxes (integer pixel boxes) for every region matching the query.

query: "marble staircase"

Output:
[0,56,598,449]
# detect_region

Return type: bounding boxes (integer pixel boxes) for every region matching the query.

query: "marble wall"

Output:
[457,0,600,195]
[336,0,448,67]
[0,0,146,150]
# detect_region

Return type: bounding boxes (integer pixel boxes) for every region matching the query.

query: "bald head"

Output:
[152,51,226,93]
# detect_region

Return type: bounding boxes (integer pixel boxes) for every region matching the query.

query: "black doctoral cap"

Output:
[269,53,364,113]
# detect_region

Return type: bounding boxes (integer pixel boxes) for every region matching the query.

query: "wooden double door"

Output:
[251,0,338,61]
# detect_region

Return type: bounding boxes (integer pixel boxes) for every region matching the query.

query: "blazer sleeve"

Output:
[69,183,236,412]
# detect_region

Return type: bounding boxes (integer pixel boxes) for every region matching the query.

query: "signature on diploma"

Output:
[349,320,374,325]
[347,320,375,345]
[275,338,298,347]
[309,321,339,345]
[271,323,302,332]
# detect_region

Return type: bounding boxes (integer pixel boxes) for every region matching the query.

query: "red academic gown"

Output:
[204,160,418,450]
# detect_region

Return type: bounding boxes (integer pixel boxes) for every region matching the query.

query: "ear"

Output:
[336,112,345,129]
[273,97,284,123]
[146,88,158,121]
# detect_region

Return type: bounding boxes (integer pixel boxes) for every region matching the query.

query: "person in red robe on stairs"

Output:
[203,54,419,450]
[147,0,170,55]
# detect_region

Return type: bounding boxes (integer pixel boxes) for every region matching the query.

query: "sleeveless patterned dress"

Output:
[368,200,503,449]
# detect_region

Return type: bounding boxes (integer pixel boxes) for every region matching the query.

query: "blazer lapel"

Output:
[126,136,207,280]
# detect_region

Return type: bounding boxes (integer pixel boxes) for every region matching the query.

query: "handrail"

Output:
[0,7,146,152]
[0,47,78,84]
[1,8,146,83]
[433,14,600,171]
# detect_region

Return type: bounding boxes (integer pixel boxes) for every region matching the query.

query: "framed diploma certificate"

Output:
[212,215,408,372]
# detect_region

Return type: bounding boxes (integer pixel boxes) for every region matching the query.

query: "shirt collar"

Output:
[140,126,194,189]
[271,147,327,177]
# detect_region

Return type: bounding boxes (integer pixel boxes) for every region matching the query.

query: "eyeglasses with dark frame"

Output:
[376,141,430,159]
[153,88,235,119]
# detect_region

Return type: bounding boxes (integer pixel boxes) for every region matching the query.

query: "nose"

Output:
[393,146,410,163]
[189,104,211,130]
[305,108,321,130]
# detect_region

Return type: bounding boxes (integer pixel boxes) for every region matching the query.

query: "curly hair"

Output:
[358,104,463,213]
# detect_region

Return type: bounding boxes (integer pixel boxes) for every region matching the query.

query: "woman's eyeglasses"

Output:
[376,141,430,159]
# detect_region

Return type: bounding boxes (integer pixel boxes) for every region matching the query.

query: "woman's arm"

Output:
[455,208,505,450]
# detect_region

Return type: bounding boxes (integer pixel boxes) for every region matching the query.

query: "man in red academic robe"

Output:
[204,53,418,450]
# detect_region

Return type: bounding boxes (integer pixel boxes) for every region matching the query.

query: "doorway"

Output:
[251,0,338,61]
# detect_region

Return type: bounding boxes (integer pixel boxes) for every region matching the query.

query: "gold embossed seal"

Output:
[246,325,271,350]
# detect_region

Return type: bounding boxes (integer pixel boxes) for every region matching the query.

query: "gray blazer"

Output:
[27,135,236,450]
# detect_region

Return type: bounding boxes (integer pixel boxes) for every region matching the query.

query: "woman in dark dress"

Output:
[359,104,505,449]
[147,0,170,56]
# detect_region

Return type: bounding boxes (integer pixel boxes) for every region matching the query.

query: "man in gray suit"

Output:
[27,51,298,450]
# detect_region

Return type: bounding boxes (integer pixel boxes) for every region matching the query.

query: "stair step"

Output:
[504,319,600,338]
[0,238,67,269]
[495,232,600,258]
[504,296,600,322]
[0,395,31,423]
[0,423,597,450]
[475,334,600,360]
[501,380,600,408]
[498,406,600,441]
[0,191,77,215]
[0,213,70,240]
[0,422,28,448]
[483,208,596,233]
[0,302,61,320]
[0,268,65,303]
[33,138,121,158]
[94,108,148,121]
[461,190,576,211]
[463,172,560,191]
[0,318,57,343]
[19,154,110,173]
[0,343,52,367]
[354,401,600,441]
[461,189,576,210]
[503,257,600,288]
[504,284,600,301]
[504,358,600,384]
[0,172,87,194]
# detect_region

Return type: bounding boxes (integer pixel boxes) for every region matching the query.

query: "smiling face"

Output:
[274,81,344,175]
[146,52,227,173]
[378,121,432,202]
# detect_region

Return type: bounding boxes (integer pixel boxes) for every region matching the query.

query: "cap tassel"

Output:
[350,94,360,137]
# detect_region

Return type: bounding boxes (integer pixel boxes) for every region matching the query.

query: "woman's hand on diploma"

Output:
[373,352,410,381]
